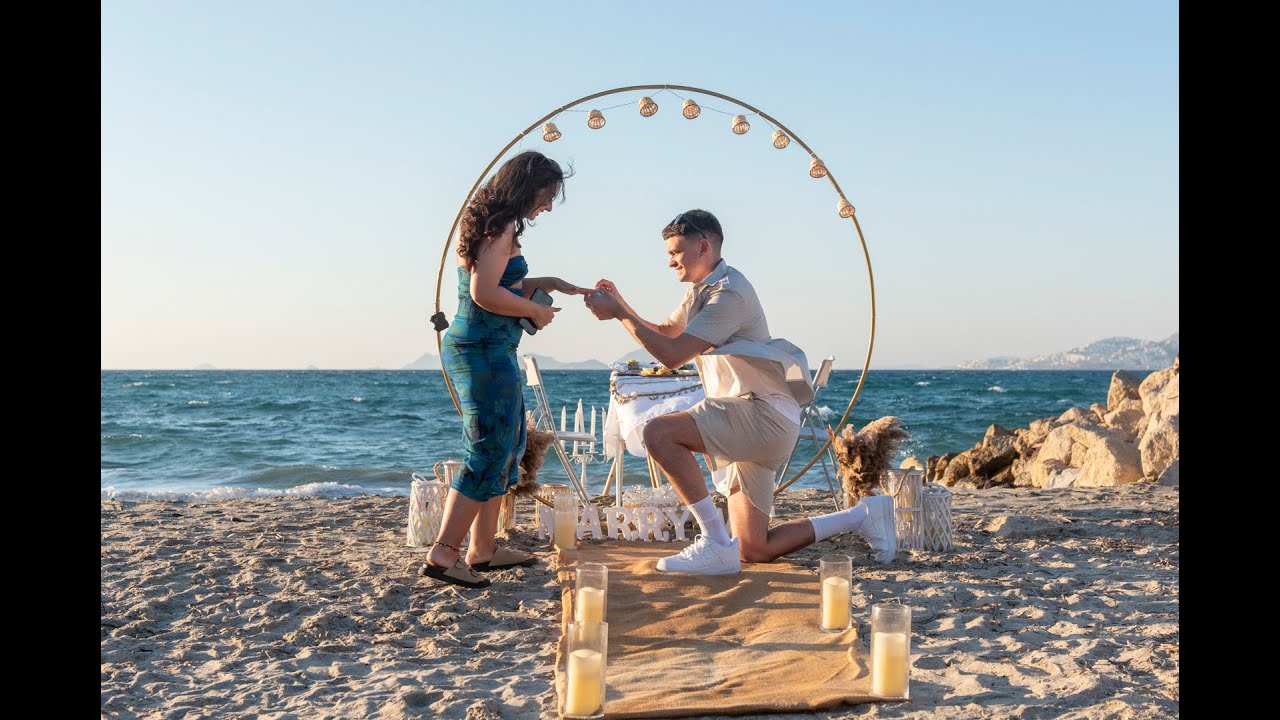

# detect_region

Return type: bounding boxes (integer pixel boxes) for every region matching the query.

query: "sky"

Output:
[101,1,1178,370]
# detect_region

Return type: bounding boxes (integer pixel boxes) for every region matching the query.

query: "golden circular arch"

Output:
[432,84,878,494]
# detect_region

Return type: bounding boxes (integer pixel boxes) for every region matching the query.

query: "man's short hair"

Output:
[662,209,723,248]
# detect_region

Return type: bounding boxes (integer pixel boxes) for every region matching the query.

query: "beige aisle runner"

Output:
[554,541,886,718]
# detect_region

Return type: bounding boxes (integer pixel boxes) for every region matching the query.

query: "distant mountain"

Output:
[958,333,1179,370]
[402,352,441,370]
[526,354,608,370]
[406,351,607,370]
[613,349,659,366]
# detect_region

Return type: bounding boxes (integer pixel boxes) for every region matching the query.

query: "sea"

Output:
[100,369,1144,501]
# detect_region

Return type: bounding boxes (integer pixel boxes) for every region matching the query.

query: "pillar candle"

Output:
[871,631,909,696]
[576,587,606,623]
[565,648,603,716]
[821,577,851,630]
[555,511,577,551]
[589,407,597,454]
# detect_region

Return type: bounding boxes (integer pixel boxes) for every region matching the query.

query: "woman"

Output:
[423,150,589,588]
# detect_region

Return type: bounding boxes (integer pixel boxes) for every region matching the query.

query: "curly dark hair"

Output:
[456,151,570,270]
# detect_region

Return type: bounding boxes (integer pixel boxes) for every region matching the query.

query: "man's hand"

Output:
[584,288,625,321]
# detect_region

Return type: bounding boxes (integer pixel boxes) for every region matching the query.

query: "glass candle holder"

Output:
[819,554,852,632]
[870,602,911,698]
[554,489,577,551]
[576,563,608,624]
[564,621,608,719]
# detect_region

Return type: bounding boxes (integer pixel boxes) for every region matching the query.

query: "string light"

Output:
[771,130,790,149]
[731,114,750,135]
[542,123,561,142]
[809,157,828,178]
[838,197,856,218]
[587,110,605,129]
[638,96,658,117]
[681,98,701,119]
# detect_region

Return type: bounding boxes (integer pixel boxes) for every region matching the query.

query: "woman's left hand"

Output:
[549,278,592,295]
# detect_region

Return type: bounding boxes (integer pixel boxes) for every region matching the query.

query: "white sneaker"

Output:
[859,496,897,564]
[655,535,742,575]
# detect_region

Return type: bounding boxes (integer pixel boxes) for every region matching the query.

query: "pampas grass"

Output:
[829,416,910,504]
[511,413,557,497]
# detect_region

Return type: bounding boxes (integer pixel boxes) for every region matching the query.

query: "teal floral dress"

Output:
[441,256,529,501]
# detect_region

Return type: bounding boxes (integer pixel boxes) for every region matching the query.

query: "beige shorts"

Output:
[687,395,799,516]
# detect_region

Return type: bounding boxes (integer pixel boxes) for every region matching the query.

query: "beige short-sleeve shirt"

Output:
[666,260,800,424]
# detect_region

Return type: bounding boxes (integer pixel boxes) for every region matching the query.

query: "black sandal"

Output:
[420,559,491,589]
[420,542,491,589]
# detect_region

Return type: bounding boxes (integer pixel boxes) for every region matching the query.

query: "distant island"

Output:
[958,333,1178,370]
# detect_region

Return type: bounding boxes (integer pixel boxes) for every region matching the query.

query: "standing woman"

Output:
[424,151,589,588]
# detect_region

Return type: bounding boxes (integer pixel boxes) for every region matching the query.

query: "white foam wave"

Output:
[101,481,407,502]
[349,396,364,403]
[915,381,930,386]
[987,386,1006,393]
[816,405,835,420]
[187,400,209,405]
[123,381,146,387]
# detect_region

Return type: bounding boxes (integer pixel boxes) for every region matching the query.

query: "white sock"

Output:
[808,504,870,543]
[688,496,732,546]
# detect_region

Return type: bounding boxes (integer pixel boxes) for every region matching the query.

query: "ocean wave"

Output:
[816,405,836,421]
[186,400,210,405]
[1056,398,1074,404]
[987,386,1006,393]
[350,396,364,403]
[915,381,930,386]
[123,381,147,387]
[101,481,408,502]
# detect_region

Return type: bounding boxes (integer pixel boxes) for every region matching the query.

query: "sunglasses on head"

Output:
[670,213,707,239]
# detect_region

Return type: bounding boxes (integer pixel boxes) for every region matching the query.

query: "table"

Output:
[603,369,704,504]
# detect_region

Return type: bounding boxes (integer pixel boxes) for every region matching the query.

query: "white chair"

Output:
[523,354,594,504]
[774,356,842,510]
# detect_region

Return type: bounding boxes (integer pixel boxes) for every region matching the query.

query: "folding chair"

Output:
[523,354,594,504]
[774,356,842,510]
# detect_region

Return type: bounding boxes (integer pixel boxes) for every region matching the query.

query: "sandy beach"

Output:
[101,484,1178,719]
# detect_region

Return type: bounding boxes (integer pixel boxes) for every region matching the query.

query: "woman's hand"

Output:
[549,277,592,295]
[531,303,560,330]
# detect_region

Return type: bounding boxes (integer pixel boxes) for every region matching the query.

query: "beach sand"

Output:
[101,484,1178,719]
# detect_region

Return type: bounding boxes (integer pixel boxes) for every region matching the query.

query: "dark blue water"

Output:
[100,369,1139,500]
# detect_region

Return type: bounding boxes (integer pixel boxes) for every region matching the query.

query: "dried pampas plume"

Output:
[511,413,557,497]
[829,416,910,504]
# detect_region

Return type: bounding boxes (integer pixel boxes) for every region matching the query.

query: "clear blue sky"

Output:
[101,1,1178,369]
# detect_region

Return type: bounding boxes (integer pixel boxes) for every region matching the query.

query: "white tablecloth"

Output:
[604,372,705,459]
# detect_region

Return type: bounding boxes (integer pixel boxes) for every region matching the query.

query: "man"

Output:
[583,209,896,575]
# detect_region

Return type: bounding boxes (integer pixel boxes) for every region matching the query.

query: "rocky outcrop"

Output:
[927,358,1179,489]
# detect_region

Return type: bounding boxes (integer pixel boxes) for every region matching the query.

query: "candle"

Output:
[565,648,603,717]
[589,406,597,454]
[555,511,577,551]
[574,400,583,454]
[871,631,909,697]
[576,586,606,623]
[821,577,851,630]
